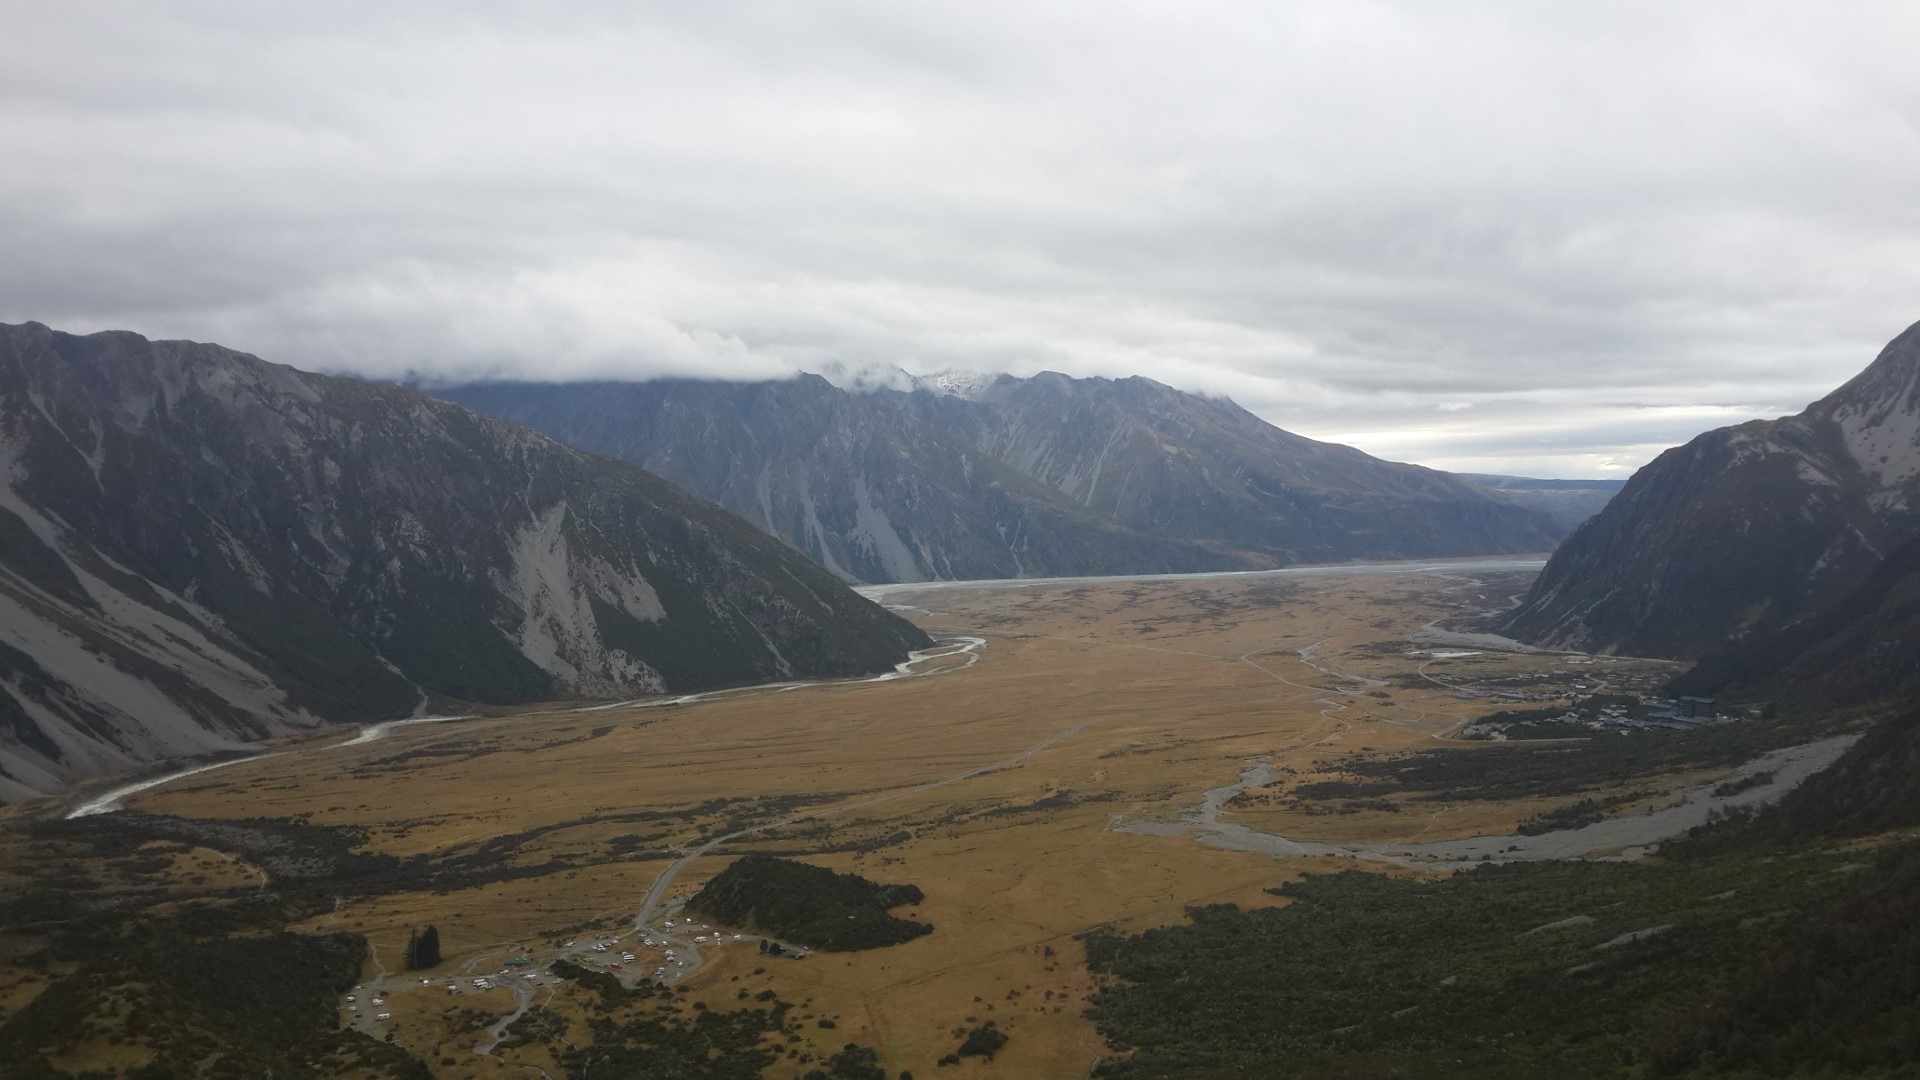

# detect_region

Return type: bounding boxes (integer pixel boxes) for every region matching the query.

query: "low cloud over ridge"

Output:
[5,1,1918,476]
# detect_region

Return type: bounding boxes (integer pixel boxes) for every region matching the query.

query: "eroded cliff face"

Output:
[440,377,1255,584]
[1502,320,1920,661]
[0,323,928,799]
[443,370,1564,585]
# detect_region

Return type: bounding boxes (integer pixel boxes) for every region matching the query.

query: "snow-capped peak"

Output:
[911,370,1002,400]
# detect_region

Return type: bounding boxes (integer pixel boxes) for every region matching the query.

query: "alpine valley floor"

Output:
[0,557,1870,1078]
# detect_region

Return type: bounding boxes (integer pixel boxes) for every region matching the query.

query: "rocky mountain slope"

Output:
[442,373,1565,583]
[881,373,1564,565]
[439,378,1247,584]
[1502,319,1920,663]
[0,322,928,800]
[1669,530,1920,707]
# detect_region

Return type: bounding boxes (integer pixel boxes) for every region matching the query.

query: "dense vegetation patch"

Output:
[803,1042,890,1079]
[552,957,657,1007]
[1083,851,1890,1077]
[1647,842,1920,1075]
[561,999,789,1079]
[0,813,432,1079]
[1083,706,1920,1078]
[1514,789,1654,834]
[490,955,901,1078]
[688,855,932,951]
[38,811,400,902]
[0,913,429,1079]
[1299,713,1831,804]
[956,1020,1010,1060]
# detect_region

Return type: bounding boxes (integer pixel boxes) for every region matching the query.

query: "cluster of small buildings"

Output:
[1589,695,1721,730]
[1463,695,1744,739]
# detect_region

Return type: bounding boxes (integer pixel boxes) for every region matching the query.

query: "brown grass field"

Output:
[4,560,1704,1077]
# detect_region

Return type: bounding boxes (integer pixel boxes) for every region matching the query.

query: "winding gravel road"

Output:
[1116,733,1861,866]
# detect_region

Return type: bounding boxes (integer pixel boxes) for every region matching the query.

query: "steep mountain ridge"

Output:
[880,372,1565,564]
[0,322,928,800]
[1502,319,1920,662]
[438,378,1248,584]
[443,372,1566,584]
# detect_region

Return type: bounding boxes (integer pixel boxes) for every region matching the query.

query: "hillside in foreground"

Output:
[1503,319,1920,668]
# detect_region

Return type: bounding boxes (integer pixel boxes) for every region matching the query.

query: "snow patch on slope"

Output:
[912,370,1001,400]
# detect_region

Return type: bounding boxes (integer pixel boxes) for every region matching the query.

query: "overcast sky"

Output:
[5,2,1918,477]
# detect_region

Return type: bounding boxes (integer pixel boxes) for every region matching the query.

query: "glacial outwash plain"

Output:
[5,555,1876,1078]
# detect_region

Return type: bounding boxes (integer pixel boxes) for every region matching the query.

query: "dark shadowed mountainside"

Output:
[0,322,928,800]
[1669,530,1920,707]
[1502,319,1920,662]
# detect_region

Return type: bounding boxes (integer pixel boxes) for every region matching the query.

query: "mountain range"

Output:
[1503,319,1920,703]
[440,371,1584,584]
[0,322,928,800]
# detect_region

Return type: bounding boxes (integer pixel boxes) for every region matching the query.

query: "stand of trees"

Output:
[402,925,441,969]
[1080,705,1920,1077]
[689,856,932,951]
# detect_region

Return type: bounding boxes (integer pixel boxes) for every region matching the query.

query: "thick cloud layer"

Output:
[5,2,1917,476]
